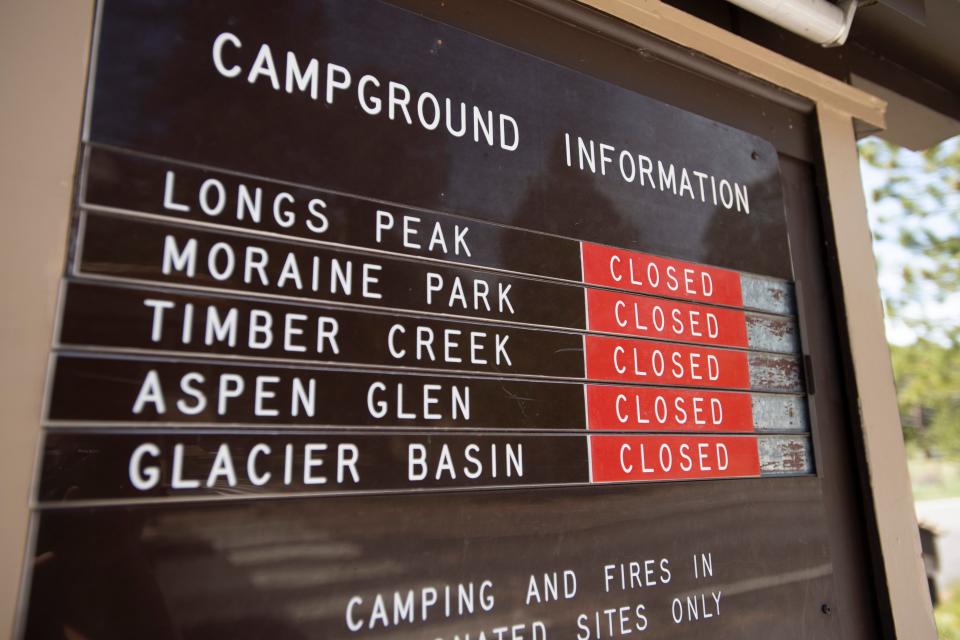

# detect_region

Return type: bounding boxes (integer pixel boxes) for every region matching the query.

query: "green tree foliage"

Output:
[860,138,960,343]
[891,340,960,455]
[860,137,960,455]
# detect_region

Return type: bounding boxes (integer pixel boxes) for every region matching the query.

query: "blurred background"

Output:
[859,135,960,637]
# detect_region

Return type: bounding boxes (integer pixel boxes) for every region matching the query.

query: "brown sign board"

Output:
[20,0,876,638]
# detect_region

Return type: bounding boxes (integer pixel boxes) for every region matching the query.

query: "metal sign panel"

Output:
[21,0,843,638]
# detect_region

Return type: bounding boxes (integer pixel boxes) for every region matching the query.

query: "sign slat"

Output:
[37,431,813,504]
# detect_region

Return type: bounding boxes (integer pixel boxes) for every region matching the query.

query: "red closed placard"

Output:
[586,385,754,432]
[584,335,751,389]
[589,434,760,482]
[580,242,743,307]
[585,287,748,347]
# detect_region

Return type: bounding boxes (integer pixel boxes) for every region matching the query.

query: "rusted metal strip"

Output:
[752,394,810,433]
[746,312,800,353]
[748,353,805,393]
[759,435,813,475]
[741,273,796,315]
